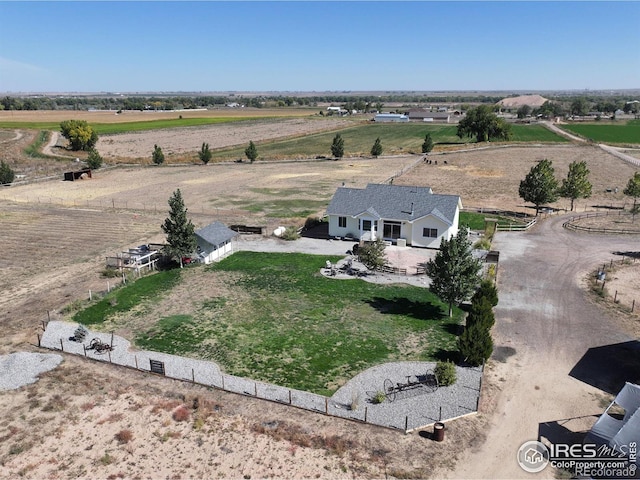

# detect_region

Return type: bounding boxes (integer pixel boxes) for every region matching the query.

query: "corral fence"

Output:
[0,194,251,218]
[593,255,640,315]
[463,207,538,232]
[563,211,640,235]
[36,318,483,435]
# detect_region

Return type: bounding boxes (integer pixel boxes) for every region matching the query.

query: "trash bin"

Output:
[433,422,445,442]
[396,238,406,247]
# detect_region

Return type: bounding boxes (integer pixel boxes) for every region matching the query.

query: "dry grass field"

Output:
[1,115,640,478]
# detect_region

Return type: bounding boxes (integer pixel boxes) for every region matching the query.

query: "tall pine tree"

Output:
[161,189,196,268]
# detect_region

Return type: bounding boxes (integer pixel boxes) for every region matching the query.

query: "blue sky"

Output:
[0,1,638,93]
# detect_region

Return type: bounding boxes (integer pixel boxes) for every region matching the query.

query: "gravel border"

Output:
[0,352,63,390]
[40,321,482,432]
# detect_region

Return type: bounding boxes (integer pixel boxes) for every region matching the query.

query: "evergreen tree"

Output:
[465,296,495,331]
[245,141,258,163]
[422,133,434,154]
[86,148,103,170]
[472,279,499,307]
[152,144,165,165]
[0,160,15,185]
[370,137,383,157]
[198,142,212,165]
[458,320,493,366]
[161,189,196,268]
[425,227,482,317]
[559,161,592,211]
[331,133,344,159]
[518,159,559,214]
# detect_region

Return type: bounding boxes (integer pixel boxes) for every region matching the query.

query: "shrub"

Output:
[280,226,300,241]
[172,405,190,422]
[152,144,165,165]
[474,238,492,251]
[115,429,133,444]
[434,360,457,386]
[372,391,386,404]
[0,160,16,185]
[303,216,323,230]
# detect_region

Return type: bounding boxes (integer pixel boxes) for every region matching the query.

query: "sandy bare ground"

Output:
[1,125,640,478]
[96,117,353,161]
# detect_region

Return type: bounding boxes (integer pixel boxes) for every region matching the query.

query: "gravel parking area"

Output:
[0,352,62,390]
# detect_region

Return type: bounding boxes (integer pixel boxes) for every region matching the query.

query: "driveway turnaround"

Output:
[448,214,639,479]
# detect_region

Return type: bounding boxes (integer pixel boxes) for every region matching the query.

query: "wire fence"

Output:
[37,319,482,434]
[593,256,640,315]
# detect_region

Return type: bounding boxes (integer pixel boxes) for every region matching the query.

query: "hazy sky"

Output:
[1,1,638,93]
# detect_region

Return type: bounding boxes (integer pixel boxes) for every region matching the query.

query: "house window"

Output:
[338,216,347,228]
[360,220,378,231]
[423,228,438,238]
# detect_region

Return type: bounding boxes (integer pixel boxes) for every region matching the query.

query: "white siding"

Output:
[409,216,453,248]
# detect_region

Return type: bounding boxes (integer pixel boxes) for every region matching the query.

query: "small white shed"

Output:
[195,221,239,264]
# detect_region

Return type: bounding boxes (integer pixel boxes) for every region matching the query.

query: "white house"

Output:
[195,221,239,264]
[326,183,462,248]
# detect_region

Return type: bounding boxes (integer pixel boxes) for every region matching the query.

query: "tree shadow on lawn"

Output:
[365,296,446,321]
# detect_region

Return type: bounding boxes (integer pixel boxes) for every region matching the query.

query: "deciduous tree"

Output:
[516,105,531,119]
[60,120,98,151]
[518,159,559,214]
[456,105,511,143]
[425,227,482,317]
[331,133,344,159]
[624,172,640,221]
[161,189,196,268]
[559,160,592,211]
[245,140,258,163]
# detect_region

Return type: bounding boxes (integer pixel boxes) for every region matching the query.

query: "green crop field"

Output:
[0,117,252,135]
[72,252,462,396]
[559,121,640,144]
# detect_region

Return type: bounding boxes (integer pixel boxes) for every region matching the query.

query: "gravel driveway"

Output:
[448,214,640,479]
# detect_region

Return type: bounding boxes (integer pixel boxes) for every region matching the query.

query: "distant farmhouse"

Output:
[374,113,409,123]
[326,183,461,248]
[406,110,453,123]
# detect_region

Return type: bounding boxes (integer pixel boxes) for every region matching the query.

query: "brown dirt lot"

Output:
[1,121,640,478]
[395,144,637,212]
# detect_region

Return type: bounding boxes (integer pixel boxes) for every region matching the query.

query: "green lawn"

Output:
[559,121,640,144]
[73,252,462,396]
[459,211,528,231]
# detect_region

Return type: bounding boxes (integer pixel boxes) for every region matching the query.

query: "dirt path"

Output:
[444,215,639,478]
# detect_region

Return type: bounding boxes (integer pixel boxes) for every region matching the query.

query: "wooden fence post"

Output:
[59,338,64,351]
[192,368,195,383]
[632,299,635,313]
[289,390,292,404]
[221,375,225,390]
[364,406,368,423]
[325,398,328,414]
[615,290,618,302]
[37,333,41,347]
[404,416,408,433]
[134,355,138,369]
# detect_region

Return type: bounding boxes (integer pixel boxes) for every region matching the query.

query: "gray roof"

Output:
[326,184,461,224]
[407,110,451,119]
[195,221,239,246]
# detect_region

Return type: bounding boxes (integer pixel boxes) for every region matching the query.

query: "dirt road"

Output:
[445,215,639,478]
